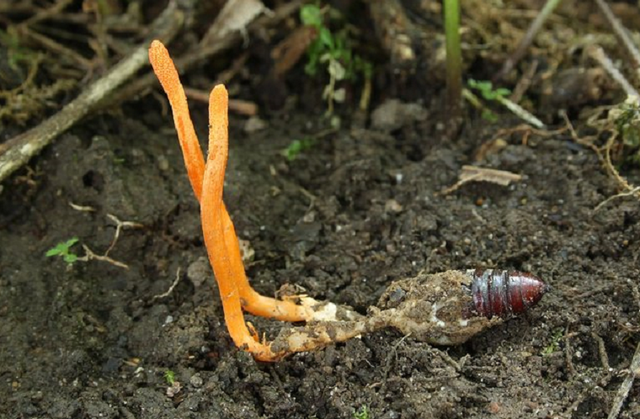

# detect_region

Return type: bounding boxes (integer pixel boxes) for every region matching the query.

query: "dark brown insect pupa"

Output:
[465,269,548,319]
[375,269,548,345]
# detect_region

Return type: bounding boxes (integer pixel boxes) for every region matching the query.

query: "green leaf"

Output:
[481,109,498,122]
[300,5,322,28]
[467,78,488,90]
[319,27,334,49]
[305,60,318,76]
[64,254,78,264]
[45,248,61,257]
[164,370,175,385]
[360,60,373,79]
[46,237,79,257]
[468,79,510,101]
[353,405,370,419]
[283,138,314,161]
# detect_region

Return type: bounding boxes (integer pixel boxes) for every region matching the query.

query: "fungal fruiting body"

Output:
[466,269,548,319]
[149,39,548,361]
[149,40,315,361]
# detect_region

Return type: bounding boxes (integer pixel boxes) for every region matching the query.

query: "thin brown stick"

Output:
[79,244,129,269]
[588,45,640,98]
[594,186,640,212]
[607,340,640,419]
[151,268,183,301]
[594,0,640,71]
[0,0,187,184]
[369,0,415,67]
[19,25,93,70]
[495,0,562,80]
[183,87,258,116]
[104,214,144,256]
[21,0,74,27]
[104,0,303,110]
[510,60,538,103]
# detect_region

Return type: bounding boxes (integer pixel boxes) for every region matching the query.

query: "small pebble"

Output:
[190,374,204,388]
[157,155,170,172]
[244,116,268,133]
[487,401,500,414]
[371,99,428,132]
[385,199,403,213]
[166,381,181,398]
[187,257,211,288]
[238,239,255,263]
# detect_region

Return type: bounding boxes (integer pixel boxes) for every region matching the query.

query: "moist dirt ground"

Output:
[2,1,640,419]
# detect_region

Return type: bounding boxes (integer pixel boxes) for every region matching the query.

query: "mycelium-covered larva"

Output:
[375,269,547,345]
[270,269,548,353]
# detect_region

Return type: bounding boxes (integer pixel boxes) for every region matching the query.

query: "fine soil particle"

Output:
[1,98,639,418]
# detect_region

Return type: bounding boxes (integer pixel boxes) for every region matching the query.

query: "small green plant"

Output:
[282,137,315,161]
[164,369,175,385]
[541,328,563,356]
[0,28,39,72]
[444,0,462,130]
[467,79,511,122]
[300,3,372,115]
[468,79,511,102]
[610,96,640,165]
[467,78,545,128]
[353,405,370,419]
[45,237,79,264]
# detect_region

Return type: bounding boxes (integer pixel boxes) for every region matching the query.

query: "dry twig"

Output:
[562,108,640,205]
[78,244,129,270]
[152,268,183,301]
[495,0,562,80]
[18,25,93,70]
[607,340,640,419]
[0,0,187,184]
[439,165,522,195]
[369,0,415,68]
[105,0,303,109]
[594,0,640,72]
[594,186,640,212]
[201,0,268,45]
[21,0,74,27]
[65,208,144,270]
[607,279,640,419]
[104,214,144,256]
[183,87,258,116]
[588,45,640,98]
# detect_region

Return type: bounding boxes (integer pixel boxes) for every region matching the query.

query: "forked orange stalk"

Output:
[149,40,366,361]
[149,41,308,323]
[201,84,278,361]
[149,40,315,361]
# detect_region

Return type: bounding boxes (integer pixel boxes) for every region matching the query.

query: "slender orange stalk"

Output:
[220,203,309,321]
[148,41,308,323]
[148,41,204,199]
[201,85,280,361]
[148,41,319,361]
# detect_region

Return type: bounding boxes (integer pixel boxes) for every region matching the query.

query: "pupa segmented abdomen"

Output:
[377,269,548,345]
[465,269,548,319]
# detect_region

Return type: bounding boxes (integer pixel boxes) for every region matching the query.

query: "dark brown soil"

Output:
[2,1,640,418]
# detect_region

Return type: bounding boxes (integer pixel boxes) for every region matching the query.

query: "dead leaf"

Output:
[203,0,267,44]
[439,165,522,195]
